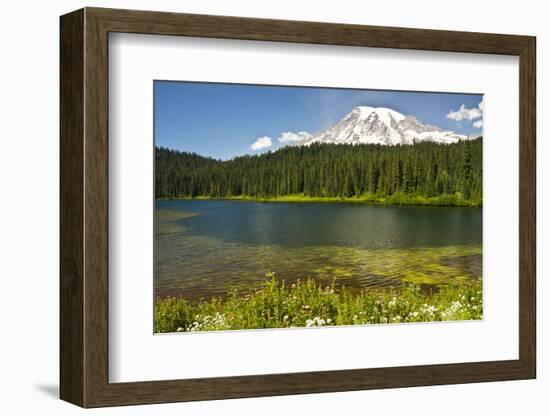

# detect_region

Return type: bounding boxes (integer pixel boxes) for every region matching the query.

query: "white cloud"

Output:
[446,104,482,122]
[446,98,484,130]
[278,131,312,146]
[250,136,272,151]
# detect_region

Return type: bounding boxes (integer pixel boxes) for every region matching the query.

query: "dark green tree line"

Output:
[156,138,482,205]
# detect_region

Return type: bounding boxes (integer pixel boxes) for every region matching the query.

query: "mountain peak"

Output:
[300,106,467,146]
[352,106,406,122]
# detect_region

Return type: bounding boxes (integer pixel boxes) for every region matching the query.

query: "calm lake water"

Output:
[155,200,482,300]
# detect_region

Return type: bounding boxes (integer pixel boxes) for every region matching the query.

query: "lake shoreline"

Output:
[157,193,482,208]
[155,276,483,333]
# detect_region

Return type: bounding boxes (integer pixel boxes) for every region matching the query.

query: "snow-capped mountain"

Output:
[297,106,467,146]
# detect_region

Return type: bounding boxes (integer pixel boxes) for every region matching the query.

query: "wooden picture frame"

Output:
[60,7,536,408]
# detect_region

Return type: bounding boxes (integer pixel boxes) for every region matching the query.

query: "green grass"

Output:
[155,274,483,333]
[165,192,481,207]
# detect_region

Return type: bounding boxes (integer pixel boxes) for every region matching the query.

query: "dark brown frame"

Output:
[60,7,536,408]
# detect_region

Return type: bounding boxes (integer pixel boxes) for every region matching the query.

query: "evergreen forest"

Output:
[155,138,482,206]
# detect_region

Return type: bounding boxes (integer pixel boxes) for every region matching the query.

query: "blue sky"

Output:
[155,81,483,160]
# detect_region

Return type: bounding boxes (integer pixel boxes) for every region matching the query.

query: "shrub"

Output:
[155,274,483,333]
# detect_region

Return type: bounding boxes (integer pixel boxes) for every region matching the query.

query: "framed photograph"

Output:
[60,7,536,407]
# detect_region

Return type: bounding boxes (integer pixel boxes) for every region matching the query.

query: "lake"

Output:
[155,200,482,300]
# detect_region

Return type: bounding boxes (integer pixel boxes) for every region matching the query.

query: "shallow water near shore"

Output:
[155,199,482,300]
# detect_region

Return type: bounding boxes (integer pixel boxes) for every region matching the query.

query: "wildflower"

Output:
[188,321,201,331]
[305,317,326,327]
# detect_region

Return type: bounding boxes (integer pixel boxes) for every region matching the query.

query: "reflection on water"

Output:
[155,200,482,300]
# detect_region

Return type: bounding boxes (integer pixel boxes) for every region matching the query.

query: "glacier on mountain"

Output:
[281,106,470,147]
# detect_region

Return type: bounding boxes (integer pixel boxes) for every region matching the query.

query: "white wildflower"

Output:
[305,317,326,327]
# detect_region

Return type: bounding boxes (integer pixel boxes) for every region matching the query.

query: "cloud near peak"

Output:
[446,103,482,121]
[250,136,273,151]
[446,98,484,129]
[278,131,312,145]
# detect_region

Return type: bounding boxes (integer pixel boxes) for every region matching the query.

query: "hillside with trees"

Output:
[155,138,482,207]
